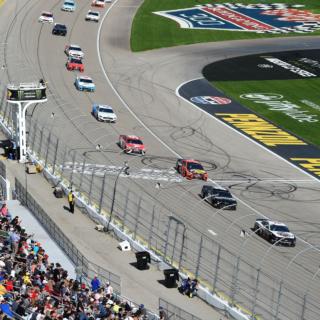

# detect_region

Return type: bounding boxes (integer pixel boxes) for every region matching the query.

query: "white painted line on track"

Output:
[208,229,217,236]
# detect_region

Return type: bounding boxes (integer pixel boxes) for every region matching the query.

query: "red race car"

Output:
[119,135,146,154]
[66,57,84,72]
[176,159,208,181]
[91,0,105,8]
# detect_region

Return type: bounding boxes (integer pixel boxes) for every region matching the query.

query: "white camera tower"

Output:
[6,80,47,162]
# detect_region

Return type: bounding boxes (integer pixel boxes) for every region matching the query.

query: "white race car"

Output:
[92,104,117,122]
[38,12,54,23]
[65,45,84,59]
[253,219,296,247]
[85,10,100,22]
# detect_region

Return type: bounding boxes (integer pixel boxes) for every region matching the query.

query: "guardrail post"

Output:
[98,170,107,213]
[69,151,76,188]
[148,205,156,247]
[38,126,44,156]
[121,189,129,231]
[213,244,221,292]
[195,235,203,279]
[44,132,51,168]
[52,138,59,175]
[274,280,283,320]
[251,267,261,317]
[133,197,142,240]
[88,166,96,206]
[300,293,307,320]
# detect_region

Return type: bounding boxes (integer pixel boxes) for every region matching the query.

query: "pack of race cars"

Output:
[37,0,297,249]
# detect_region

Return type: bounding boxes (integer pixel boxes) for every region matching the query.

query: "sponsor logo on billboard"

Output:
[240,93,318,123]
[154,3,320,33]
[190,96,231,105]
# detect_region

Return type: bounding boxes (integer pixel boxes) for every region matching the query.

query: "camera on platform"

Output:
[6,80,47,102]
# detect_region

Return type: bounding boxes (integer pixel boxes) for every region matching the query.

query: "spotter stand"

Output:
[6,80,47,162]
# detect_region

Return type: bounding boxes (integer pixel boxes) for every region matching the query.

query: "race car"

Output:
[92,104,117,122]
[61,0,76,12]
[65,45,84,59]
[200,185,237,210]
[119,135,146,154]
[175,159,208,181]
[91,0,105,8]
[38,12,54,23]
[66,57,84,72]
[52,23,67,36]
[85,10,100,22]
[75,76,95,92]
[253,219,296,247]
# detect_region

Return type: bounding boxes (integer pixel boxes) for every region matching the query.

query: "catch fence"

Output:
[2,107,320,320]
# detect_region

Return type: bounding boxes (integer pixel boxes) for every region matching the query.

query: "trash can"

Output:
[135,251,151,270]
[163,268,179,288]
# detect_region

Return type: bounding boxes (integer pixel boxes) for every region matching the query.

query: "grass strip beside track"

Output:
[131,0,320,51]
[212,78,320,147]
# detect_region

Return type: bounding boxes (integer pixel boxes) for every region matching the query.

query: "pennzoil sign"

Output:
[154,3,320,34]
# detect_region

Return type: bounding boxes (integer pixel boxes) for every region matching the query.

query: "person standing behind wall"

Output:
[68,191,75,214]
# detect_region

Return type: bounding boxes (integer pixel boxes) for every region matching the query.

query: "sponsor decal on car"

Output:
[240,93,319,123]
[154,3,320,33]
[190,96,231,105]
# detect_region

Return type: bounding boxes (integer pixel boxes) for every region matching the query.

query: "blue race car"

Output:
[62,0,76,12]
[75,76,95,92]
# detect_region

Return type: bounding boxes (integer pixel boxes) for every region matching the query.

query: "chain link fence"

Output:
[2,110,320,320]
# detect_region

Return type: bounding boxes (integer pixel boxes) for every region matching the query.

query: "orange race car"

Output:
[175,159,208,181]
[66,57,84,72]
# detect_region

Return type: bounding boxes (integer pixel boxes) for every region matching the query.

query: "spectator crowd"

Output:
[0,203,164,320]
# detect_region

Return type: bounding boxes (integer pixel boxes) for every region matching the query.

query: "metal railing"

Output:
[2,105,320,320]
[159,298,202,320]
[14,177,121,294]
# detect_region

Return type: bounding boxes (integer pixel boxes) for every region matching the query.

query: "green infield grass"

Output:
[131,0,320,52]
[212,78,320,147]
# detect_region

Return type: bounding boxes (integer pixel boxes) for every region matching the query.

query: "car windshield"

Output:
[56,24,66,29]
[43,13,53,17]
[70,46,81,51]
[216,190,232,198]
[99,108,113,113]
[90,12,99,16]
[270,225,290,232]
[70,58,82,64]
[64,2,74,6]
[187,162,203,171]
[127,139,142,144]
[80,78,92,84]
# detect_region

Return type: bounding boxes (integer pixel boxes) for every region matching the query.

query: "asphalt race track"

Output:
[1,0,320,319]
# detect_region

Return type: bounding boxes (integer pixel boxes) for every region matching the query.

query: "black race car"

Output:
[52,23,67,36]
[200,185,237,210]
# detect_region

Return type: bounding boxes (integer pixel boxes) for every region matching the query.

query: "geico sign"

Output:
[240,93,318,123]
